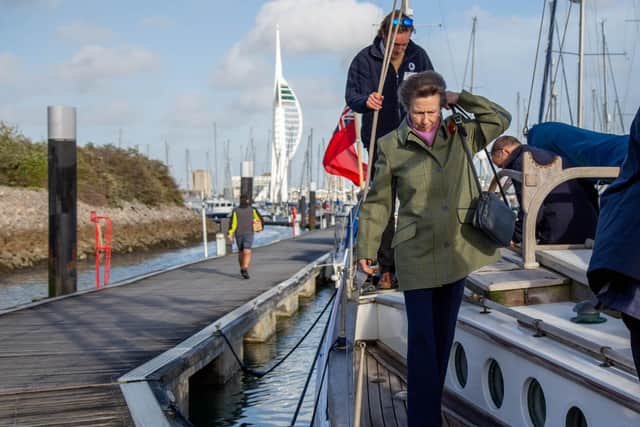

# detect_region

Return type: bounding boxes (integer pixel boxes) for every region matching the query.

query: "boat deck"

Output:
[0,229,335,426]
[356,343,472,427]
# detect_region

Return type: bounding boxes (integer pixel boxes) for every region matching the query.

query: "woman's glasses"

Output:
[392,17,414,27]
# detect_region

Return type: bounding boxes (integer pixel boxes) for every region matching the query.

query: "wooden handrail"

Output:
[519,152,619,268]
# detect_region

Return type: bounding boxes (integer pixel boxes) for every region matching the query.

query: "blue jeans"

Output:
[404,279,465,427]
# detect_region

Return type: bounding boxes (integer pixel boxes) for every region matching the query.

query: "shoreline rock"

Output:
[0,185,219,272]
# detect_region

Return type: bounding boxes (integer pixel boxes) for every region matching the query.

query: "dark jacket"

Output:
[504,145,599,244]
[345,36,433,152]
[588,106,640,287]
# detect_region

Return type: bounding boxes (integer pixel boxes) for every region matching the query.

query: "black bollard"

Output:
[48,106,77,297]
[299,196,307,229]
[309,187,316,230]
[240,160,254,204]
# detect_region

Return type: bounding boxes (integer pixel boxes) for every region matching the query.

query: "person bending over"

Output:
[491,136,599,245]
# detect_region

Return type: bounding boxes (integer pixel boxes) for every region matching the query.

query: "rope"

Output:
[523,0,548,135]
[308,339,332,426]
[217,288,337,378]
[290,292,337,426]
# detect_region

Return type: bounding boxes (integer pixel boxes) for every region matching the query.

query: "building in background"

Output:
[191,169,212,197]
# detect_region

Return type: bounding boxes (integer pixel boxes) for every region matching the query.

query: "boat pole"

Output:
[363,0,399,198]
[201,197,208,258]
[353,341,367,427]
[47,106,77,297]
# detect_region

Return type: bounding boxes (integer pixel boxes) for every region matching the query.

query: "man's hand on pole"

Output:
[366,92,384,111]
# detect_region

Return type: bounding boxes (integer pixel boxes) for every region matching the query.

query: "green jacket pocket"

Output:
[391,221,417,248]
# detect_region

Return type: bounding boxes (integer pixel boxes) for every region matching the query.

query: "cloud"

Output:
[0,0,60,9]
[139,16,173,30]
[166,92,214,129]
[56,22,115,44]
[0,52,21,85]
[57,45,160,90]
[82,101,138,127]
[214,0,382,87]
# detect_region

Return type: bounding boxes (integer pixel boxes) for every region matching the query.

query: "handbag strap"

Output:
[451,106,510,206]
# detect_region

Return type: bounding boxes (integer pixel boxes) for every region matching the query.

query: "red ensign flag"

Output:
[323,106,367,186]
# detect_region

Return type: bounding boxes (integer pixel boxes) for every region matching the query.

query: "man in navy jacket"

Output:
[346,10,433,288]
[491,136,599,245]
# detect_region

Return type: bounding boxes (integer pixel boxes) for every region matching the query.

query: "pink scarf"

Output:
[407,116,440,147]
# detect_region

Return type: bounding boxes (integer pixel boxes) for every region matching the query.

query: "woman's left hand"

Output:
[445,91,460,109]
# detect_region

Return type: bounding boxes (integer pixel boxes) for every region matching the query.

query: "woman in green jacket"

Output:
[357,70,511,426]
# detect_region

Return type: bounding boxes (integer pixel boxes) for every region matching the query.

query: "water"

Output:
[0,226,300,310]
[190,286,333,427]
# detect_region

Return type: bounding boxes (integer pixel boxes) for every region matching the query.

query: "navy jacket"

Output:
[588,107,640,286]
[345,36,433,152]
[504,145,599,244]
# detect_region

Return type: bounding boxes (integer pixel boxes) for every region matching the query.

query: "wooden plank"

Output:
[387,369,408,426]
[467,267,569,293]
[537,249,591,285]
[0,229,335,426]
[365,353,391,427]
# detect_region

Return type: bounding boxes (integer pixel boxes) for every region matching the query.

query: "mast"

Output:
[601,20,608,132]
[185,149,190,190]
[577,0,585,127]
[516,92,521,139]
[538,0,558,123]
[213,122,218,196]
[164,140,169,168]
[470,16,477,93]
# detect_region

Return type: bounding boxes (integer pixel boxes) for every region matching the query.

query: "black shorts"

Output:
[235,233,254,250]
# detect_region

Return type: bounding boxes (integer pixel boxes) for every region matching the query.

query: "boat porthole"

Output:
[566,406,588,427]
[453,343,468,388]
[526,378,546,427]
[487,359,504,409]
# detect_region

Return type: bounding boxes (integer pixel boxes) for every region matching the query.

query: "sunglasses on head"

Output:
[392,17,414,26]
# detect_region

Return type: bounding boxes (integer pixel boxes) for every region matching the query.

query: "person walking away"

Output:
[227,195,264,279]
[346,9,434,290]
[588,105,640,380]
[490,136,599,246]
[358,71,511,426]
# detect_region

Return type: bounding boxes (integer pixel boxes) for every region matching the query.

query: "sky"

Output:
[1,0,639,193]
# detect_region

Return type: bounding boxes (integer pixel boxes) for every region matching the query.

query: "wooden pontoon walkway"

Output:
[0,229,334,427]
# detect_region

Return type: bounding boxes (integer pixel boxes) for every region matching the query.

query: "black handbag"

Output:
[452,109,515,247]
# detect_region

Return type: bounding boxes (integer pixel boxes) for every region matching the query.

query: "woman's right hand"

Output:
[358,258,376,275]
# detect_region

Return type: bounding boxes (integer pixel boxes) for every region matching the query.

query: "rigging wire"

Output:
[217,288,337,379]
[461,17,475,92]
[545,3,573,122]
[290,290,338,426]
[622,0,639,115]
[437,0,460,88]
[523,0,548,134]
[605,35,626,132]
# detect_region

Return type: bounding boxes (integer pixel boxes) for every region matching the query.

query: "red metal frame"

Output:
[90,211,112,289]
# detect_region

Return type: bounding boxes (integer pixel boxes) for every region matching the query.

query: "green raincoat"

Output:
[357,90,511,290]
